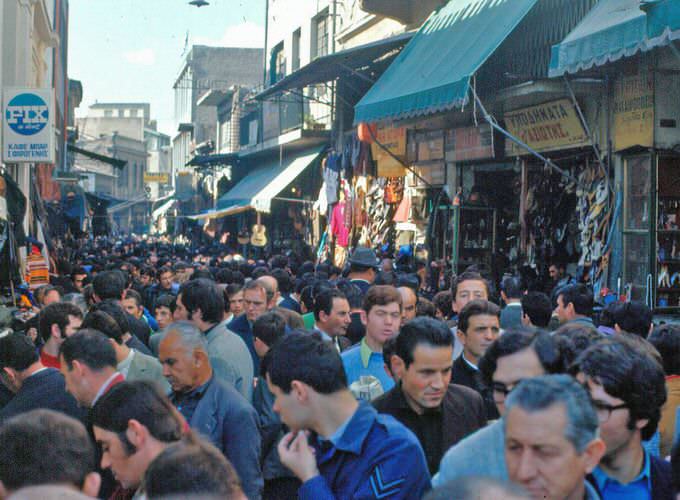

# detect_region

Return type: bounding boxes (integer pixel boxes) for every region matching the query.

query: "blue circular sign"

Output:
[5,93,49,136]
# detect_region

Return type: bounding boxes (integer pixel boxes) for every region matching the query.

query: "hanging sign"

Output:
[504,98,589,154]
[613,68,654,151]
[3,88,54,163]
[144,173,170,184]
[372,124,407,177]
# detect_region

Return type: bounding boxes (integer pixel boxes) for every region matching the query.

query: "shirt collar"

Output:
[175,375,212,400]
[320,402,375,455]
[592,449,652,492]
[360,337,378,368]
[92,372,123,407]
[314,325,332,342]
[461,353,478,371]
[117,349,135,377]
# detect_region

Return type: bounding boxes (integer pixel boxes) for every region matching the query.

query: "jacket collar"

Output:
[320,401,377,456]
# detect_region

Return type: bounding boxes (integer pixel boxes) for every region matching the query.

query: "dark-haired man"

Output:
[452,299,501,420]
[175,279,253,401]
[574,337,673,499]
[450,271,490,358]
[373,317,485,474]
[313,288,352,352]
[347,246,379,296]
[159,321,262,499]
[0,332,84,422]
[90,381,184,495]
[265,332,431,499]
[555,283,594,327]
[520,291,552,329]
[0,409,101,498]
[434,329,563,486]
[500,276,523,330]
[649,324,680,457]
[611,301,654,337]
[341,285,402,395]
[38,302,83,369]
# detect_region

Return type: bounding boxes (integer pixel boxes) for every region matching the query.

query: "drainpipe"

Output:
[263,0,269,86]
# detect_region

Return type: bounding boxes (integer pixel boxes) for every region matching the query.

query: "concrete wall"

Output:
[77,116,146,141]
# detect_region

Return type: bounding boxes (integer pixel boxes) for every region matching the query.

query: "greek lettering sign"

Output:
[504,99,589,154]
[3,88,54,163]
[613,69,654,151]
[144,173,170,184]
[445,125,495,162]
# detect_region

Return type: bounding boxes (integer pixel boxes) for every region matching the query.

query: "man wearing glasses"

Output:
[573,337,673,499]
[433,329,562,486]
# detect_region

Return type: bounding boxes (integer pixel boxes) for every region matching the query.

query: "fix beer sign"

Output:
[3,88,55,164]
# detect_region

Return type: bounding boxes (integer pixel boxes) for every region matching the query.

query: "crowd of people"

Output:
[0,236,678,500]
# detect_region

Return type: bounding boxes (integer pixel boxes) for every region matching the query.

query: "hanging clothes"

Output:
[330,199,350,248]
[323,165,339,205]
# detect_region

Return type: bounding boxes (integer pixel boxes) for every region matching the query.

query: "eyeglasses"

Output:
[492,380,523,401]
[590,401,628,423]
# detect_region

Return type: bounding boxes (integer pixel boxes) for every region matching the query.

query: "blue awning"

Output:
[549,0,680,77]
[354,0,538,124]
[189,146,324,220]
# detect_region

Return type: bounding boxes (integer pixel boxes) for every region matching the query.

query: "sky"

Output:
[68,0,266,136]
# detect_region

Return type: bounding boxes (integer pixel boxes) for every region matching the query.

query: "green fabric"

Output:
[549,0,680,77]
[215,146,324,214]
[303,312,315,330]
[354,0,538,124]
[360,337,373,369]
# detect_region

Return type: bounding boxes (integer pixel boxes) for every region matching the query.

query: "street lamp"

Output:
[189,0,209,6]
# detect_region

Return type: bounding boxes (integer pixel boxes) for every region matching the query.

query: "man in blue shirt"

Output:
[341,285,402,396]
[265,332,430,499]
[573,337,673,499]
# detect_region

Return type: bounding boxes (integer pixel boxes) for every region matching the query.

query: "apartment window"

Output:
[271,43,285,84]
[313,11,329,59]
[130,109,139,118]
[104,110,113,117]
[292,28,301,71]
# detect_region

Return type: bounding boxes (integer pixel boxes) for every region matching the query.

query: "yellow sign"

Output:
[372,124,407,177]
[144,173,170,183]
[504,99,590,154]
[613,69,654,151]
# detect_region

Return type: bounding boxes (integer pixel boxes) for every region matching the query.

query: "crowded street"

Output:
[0,0,679,499]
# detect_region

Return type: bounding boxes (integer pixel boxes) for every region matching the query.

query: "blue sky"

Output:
[68,0,266,136]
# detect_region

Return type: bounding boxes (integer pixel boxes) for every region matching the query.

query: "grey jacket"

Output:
[124,350,170,394]
[433,419,507,486]
[207,320,254,402]
[189,376,263,500]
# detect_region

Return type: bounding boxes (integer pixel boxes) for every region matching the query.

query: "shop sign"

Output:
[144,173,170,184]
[372,124,407,177]
[613,69,654,151]
[504,98,589,154]
[2,88,54,163]
[412,163,446,186]
[445,125,495,162]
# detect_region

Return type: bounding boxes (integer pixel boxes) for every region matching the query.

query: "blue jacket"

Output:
[279,294,301,314]
[0,368,86,424]
[187,376,263,500]
[298,402,430,500]
[228,313,259,376]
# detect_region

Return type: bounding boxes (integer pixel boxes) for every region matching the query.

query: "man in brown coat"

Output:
[373,317,486,474]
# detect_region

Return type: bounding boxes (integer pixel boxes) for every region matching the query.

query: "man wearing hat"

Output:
[347,247,379,297]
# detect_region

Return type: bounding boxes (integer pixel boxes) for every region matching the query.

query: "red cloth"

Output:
[330,201,350,248]
[40,350,61,369]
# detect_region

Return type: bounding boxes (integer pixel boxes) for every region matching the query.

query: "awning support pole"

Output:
[563,76,604,168]
[470,86,578,183]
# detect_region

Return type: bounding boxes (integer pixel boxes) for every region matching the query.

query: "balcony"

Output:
[360,0,446,26]
[239,90,331,157]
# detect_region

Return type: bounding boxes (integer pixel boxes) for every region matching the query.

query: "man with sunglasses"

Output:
[433,329,562,486]
[573,336,673,500]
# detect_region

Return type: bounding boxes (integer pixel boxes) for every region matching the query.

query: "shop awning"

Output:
[186,152,240,167]
[189,146,324,220]
[354,0,538,124]
[152,198,176,220]
[107,195,148,214]
[254,32,414,101]
[68,143,127,169]
[549,0,680,77]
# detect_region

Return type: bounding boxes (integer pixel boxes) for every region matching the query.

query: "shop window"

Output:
[292,28,301,71]
[312,10,329,60]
